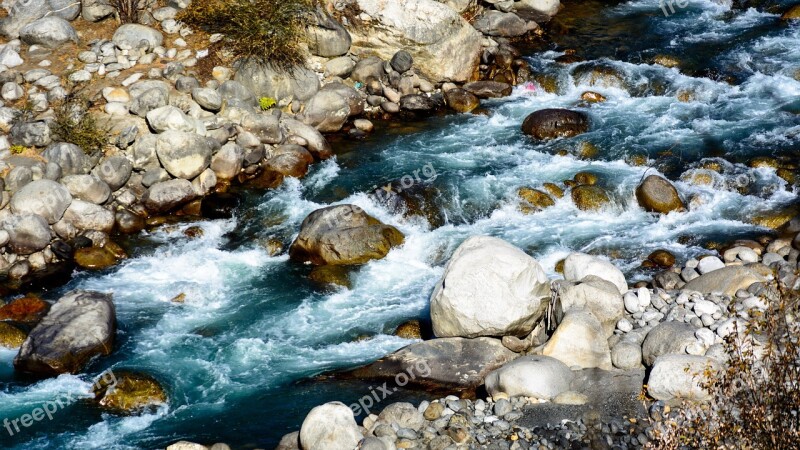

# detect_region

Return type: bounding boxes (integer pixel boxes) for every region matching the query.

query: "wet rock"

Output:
[143,179,197,213]
[636,175,685,214]
[347,0,483,82]
[648,355,719,402]
[19,16,77,48]
[518,187,555,213]
[571,185,610,211]
[74,246,118,270]
[299,402,362,450]
[308,265,352,289]
[394,320,423,339]
[349,337,517,391]
[781,4,800,20]
[580,91,606,103]
[0,322,26,348]
[647,249,676,268]
[115,209,146,234]
[541,307,613,369]
[93,371,167,414]
[463,81,513,98]
[652,55,680,68]
[443,88,479,113]
[289,205,404,266]
[485,355,572,400]
[521,108,589,140]
[3,213,52,255]
[430,236,550,338]
[14,290,115,376]
[200,193,241,219]
[10,179,72,224]
[0,295,50,323]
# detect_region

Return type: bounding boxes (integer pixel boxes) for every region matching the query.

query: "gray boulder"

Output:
[143,179,197,213]
[130,134,159,170]
[93,155,133,191]
[611,340,643,370]
[683,266,765,296]
[82,0,115,21]
[62,200,114,232]
[350,57,385,84]
[14,290,116,376]
[156,131,213,179]
[430,235,550,338]
[350,337,517,390]
[299,402,362,450]
[485,355,573,400]
[218,80,257,106]
[540,307,613,370]
[378,402,425,431]
[112,24,163,50]
[513,0,560,22]
[390,50,413,73]
[325,56,357,78]
[146,105,200,133]
[306,6,351,57]
[0,0,79,38]
[642,321,698,366]
[10,121,52,147]
[473,11,535,37]
[19,16,78,48]
[302,90,350,132]
[10,179,72,224]
[210,142,244,180]
[2,213,51,254]
[130,87,170,117]
[60,175,111,204]
[648,355,719,403]
[280,117,332,159]
[288,205,404,265]
[563,252,628,294]
[191,88,222,112]
[234,60,319,102]
[42,142,91,175]
[554,277,623,337]
[241,113,282,144]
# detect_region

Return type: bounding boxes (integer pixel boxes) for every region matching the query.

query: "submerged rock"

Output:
[571,185,610,211]
[14,290,115,376]
[289,205,404,266]
[521,109,589,140]
[430,236,550,338]
[93,371,167,414]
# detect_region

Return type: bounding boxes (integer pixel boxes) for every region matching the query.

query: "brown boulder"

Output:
[571,185,610,211]
[521,109,589,140]
[635,175,685,214]
[444,88,480,113]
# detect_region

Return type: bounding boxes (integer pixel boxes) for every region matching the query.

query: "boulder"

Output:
[349,337,517,390]
[306,6,351,57]
[430,236,550,338]
[191,88,222,112]
[522,109,589,140]
[781,4,800,20]
[289,205,404,265]
[2,214,51,255]
[611,340,643,370]
[302,90,351,132]
[211,142,244,180]
[10,179,72,224]
[400,94,436,112]
[19,17,78,48]
[473,11,535,37]
[143,179,197,213]
[93,371,168,413]
[378,402,425,431]
[541,307,613,370]
[146,105,200,133]
[635,175,685,214]
[265,144,314,178]
[130,87,169,117]
[74,247,118,270]
[642,321,697,366]
[0,323,26,349]
[299,402,362,450]
[93,156,133,191]
[42,142,91,175]
[648,355,719,403]
[563,252,628,294]
[391,50,414,73]
[82,0,115,21]
[0,0,80,38]
[234,60,320,102]
[554,277,624,337]
[348,0,483,82]
[112,24,163,50]
[683,265,765,296]
[14,290,116,376]
[62,200,115,232]
[325,56,357,78]
[462,81,513,98]
[350,57,385,84]
[11,121,52,147]
[484,355,573,400]
[241,113,283,144]
[443,88,479,113]
[60,175,111,204]
[513,0,561,22]
[156,131,213,180]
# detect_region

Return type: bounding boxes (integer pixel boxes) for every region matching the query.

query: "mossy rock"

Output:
[0,322,26,348]
[577,141,599,159]
[93,371,167,414]
[0,294,49,323]
[394,320,422,340]
[571,185,611,211]
[681,169,715,186]
[518,187,555,213]
[648,249,676,268]
[750,207,799,229]
[183,226,204,239]
[635,175,685,214]
[653,55,680,68]
[573,172,598,186]
[309,265,352,289]
[676,90,695,102]
[74,247,119,270]
[627,154,648,166]
[542,182,564,199]
[777,168,795,185]
[749,156,778,169]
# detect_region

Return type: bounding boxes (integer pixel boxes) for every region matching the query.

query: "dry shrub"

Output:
[177,0,312,70]
[649,279,800,449]
[113,0,144,24]
[52,95,110,155]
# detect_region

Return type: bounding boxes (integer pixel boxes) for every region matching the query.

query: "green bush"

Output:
[177,0,312,70]
[259,97,276,110]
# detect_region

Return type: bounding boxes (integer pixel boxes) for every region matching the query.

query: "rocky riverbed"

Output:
[0,0,799,449]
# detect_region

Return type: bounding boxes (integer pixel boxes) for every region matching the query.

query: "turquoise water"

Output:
[1,0,799,448]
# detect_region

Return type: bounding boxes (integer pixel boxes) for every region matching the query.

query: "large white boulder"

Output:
[563,252,628,294]
[348,0,483,82]
[485,355,573,400]
[555,277,624,337]
[430,236,550,338]
[541,307,612,370]
[299,401,362,450]
[648,355,719,402]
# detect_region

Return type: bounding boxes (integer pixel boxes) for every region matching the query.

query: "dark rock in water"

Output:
[399,94,436,112]
[647,250,676,268]
[463,81,512,98]
[635,175,685,214]
[393,319,434,340]
[74,247,118,270]
[521,109,589,140]
[50,239,74,260]
[93,371,167,414]
[265,144,314,178]
[14,290,116,376]
[115,209,146,234]
[308,265,352,289]
[71,235,93,250]
[201,192,241,219]
[390,50,413,73]
[369,179,445,228]
[443,88,479,113]
[347,337,517,393]
[289,205,404,266]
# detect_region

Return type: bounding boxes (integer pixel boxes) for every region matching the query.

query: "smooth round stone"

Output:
[105,102,129,115]
[74,247,117,270]
[617,318,633,332]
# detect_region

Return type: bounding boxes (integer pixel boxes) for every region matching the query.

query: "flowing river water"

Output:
[1,0,799,448]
